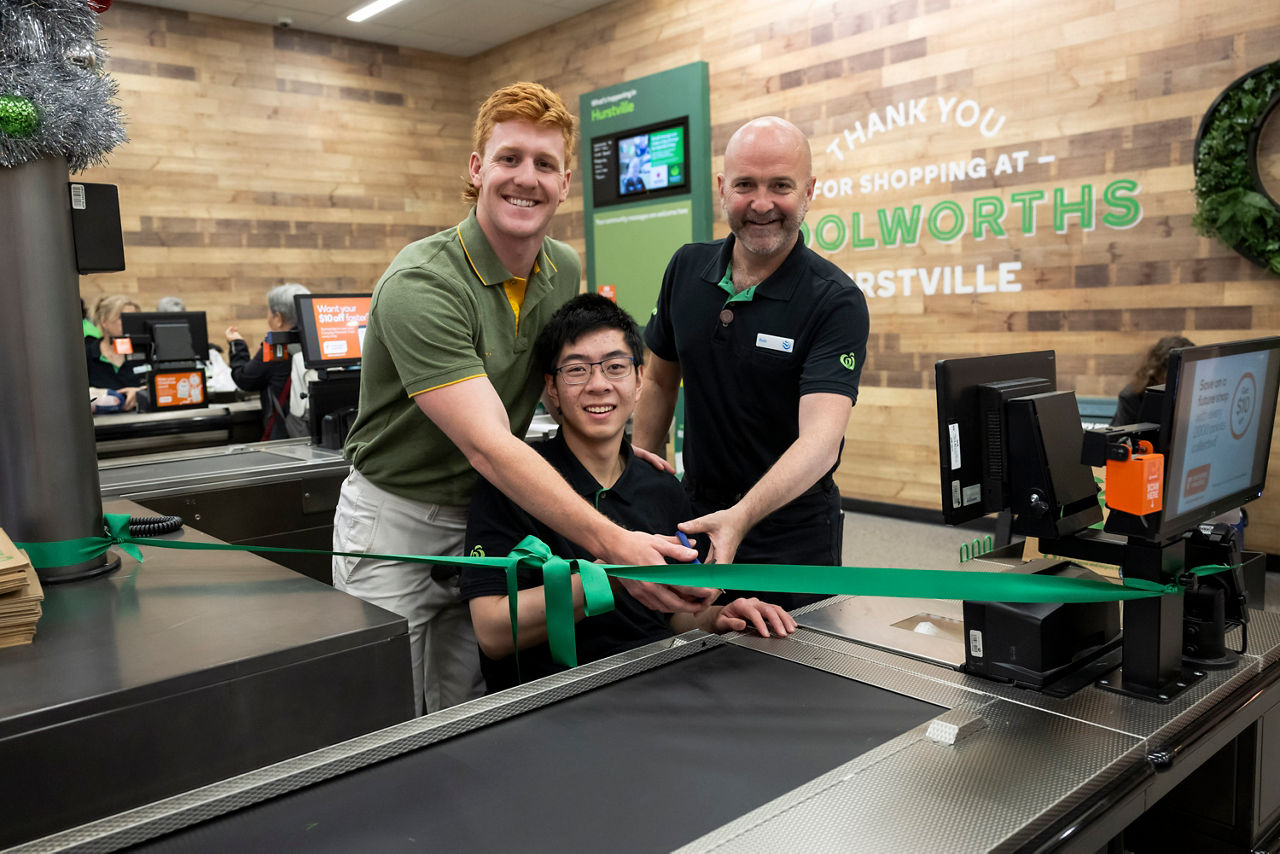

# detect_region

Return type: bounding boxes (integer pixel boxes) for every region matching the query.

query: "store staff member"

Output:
[85,294,145,412]
[332,82,709,716]
[633,117,870,610]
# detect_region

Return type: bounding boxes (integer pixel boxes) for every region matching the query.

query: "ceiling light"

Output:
[347,0,409,22]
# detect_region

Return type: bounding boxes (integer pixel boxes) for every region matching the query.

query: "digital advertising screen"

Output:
[590,117,692,209]
[617,125,686,196]
[152,369,206,409]
[1165,343,1280,521]
[295,294,372,370]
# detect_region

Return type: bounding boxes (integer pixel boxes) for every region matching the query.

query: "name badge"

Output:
[755,333,794,353]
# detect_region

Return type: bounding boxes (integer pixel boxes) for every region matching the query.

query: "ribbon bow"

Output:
[16,512,143,567]
[507,535,614,668]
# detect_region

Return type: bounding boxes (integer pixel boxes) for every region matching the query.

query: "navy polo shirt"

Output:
[461,434,691,691]
[645,235,869,501]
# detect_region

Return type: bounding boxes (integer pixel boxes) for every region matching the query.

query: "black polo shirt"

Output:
[644,235,869,501]
[461,434,692,692]
[85,337,148,390]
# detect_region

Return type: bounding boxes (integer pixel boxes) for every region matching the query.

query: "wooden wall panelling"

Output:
[81,3,473,345]
[86,0,1280,551]
[469,0,1280,549]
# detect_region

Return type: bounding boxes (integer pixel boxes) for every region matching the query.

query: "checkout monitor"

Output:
[935,350,1057,526]
[1134,336,1280,543]
[120,311,208,362]
[294,293,371,370]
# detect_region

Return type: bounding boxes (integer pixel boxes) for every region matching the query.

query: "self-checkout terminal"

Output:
[291,292,370,449]
[117,310,209,411]
[937,337,1280,702]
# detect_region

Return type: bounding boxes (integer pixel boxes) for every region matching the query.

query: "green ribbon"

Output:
[505,536,614,669]
[19,513,1237,672]
[605,562,1181,602]
[17,512,516,571]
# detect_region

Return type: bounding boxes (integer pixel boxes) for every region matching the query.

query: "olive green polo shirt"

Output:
[345,208,580,506]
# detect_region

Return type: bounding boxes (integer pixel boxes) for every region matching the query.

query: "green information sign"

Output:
[581,64,711,470]
[591,199,693,324]
[581,63,711,320]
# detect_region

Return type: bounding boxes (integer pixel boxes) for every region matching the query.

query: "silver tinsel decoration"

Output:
[0,0,127,171]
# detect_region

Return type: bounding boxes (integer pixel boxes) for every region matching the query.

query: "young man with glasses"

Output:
[461,294,795,692]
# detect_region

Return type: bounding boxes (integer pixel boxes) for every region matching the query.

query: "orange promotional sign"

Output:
[153,370,205,408]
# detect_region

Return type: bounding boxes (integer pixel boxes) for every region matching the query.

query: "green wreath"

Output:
[1192,60,1280,276]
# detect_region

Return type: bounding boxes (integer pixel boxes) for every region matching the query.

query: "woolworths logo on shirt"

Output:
[469,545,485,557]
[840,353,857,371]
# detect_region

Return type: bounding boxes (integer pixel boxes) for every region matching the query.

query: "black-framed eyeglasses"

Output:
[553,356,635,384]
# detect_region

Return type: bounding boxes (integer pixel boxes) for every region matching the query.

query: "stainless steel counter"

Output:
[97,439,349,499]
[14,597,1280,853]
[0,499,413,849]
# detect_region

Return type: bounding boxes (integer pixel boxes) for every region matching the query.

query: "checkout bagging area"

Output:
[7,326,1280,851]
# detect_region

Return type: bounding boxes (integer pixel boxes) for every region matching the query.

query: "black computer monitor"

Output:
[1115,336,1280,544]
[935,350,1100,538]
[294,293,371,370]
[120,311,208,362]
[936,350,1056,525]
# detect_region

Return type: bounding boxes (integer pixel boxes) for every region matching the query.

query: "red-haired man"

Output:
[333,83,711,715]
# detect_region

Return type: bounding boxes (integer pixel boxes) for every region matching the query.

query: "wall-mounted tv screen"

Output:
[294,293,371,370]
[617,125,686,196]
[590,117,690,208]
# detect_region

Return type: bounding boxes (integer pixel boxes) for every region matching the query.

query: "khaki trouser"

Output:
[332,469,485,715]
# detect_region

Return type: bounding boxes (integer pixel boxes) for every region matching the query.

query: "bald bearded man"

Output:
[633,117,870,609]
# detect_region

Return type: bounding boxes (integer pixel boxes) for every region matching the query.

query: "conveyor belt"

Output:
[131,645,941,854]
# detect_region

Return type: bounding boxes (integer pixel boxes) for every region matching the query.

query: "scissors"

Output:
[676,530,701,564]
